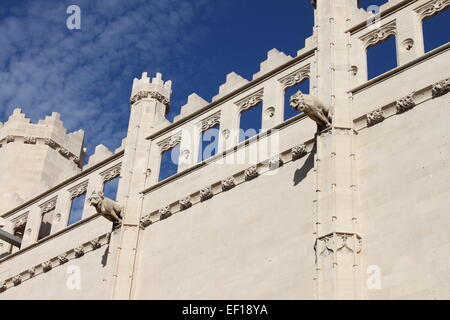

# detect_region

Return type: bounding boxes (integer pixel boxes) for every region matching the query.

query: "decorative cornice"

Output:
[157,133,182,152]
[396,92,416,114]
[100,163,121,182]
[39,197,57,214]
[366,108,385,126]
[360,20,396,49]
[24,136,36,145]
[235,89,264,111]
[292,144,307,161]
[68,181,88,199]
[432,77,450,97]
[221,176,236,191]
[199,112,221,131]
[278,64,310,90]
[130,90,170,106]
[140,215,152,228]
[415,0,450,20]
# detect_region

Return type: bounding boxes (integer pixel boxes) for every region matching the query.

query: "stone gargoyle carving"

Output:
[88,191,123,224]
[290,91,332,130]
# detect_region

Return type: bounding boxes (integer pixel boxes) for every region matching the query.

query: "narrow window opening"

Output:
[37,210,54,240]
[422,8,450,52]
[198,124,220,162]
[367,35,397,79]
[284,78,310,121]
[68,193,86,226]
[239,102,263,142]
[103,176,120,201]
[158,144,180,181]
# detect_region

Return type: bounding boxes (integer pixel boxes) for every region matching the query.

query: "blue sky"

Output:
[0,0,315,156]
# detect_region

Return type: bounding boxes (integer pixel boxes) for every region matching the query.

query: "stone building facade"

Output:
[0,0,449,299]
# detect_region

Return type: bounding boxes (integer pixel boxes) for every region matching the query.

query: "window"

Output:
[68,193,86,226]
[367,35,397,79]
[284,78,310,121]
[422,8,450,52]
[158,144,180,181]
[37,210,54,240]
[103,177,120,200]
[198,124,220,162]
[239,102,263,142]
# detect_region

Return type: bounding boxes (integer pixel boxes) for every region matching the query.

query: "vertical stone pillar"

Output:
[312,0,362,299]
[111,72,171,299]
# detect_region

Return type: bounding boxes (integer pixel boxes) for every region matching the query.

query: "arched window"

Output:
[158,144,180,181]
[198,124,220,162]
[68,193,86,226]
[239,102,263,142]
[422,8,450,52]
[103,177,120,200]
[284,78,310,121]
[367,35,397,79]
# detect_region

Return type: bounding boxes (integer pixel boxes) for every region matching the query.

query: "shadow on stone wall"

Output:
[293,141,316,186]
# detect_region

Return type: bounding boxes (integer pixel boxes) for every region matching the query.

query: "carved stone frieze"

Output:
[360,21,396,48]
[69,181,88,199]
[44,138,58,149]
[366,108,385,126]
[235,89,264,111]
[200,112,221,131]
[415,0,450,20]
[40,197,57,214]
[5,135,15,143]
[279,64,310,89]
[130,90,170,106]
[158,133,182,152]
[24,136,36,144]
[314,233,362,263]
[432,78,450,98]
[100,163,122,182]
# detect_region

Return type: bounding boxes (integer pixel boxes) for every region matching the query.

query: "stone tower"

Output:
[0,108,84,214]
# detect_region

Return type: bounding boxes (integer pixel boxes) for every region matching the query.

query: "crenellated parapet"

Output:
[0,108,84,165]
[130,72,172,114]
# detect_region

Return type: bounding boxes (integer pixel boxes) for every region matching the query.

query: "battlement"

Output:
[0,108,84,164]
[130,72,172,112]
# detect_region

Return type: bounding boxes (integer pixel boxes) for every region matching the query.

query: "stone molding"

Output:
[235,89,264,111]
[199,111,221,131]
[278,64,310,89]
[130,90,170,106]
[157,133,182,152]
[315,232,362,265]
[432,77,450,97]
[221,176,236,191]
[360,20,396,49]
[39,197,57,214]
[0,232,110,293]
[159,206,171,220]
[292,144,308,161]
[244,165,259,181]
[100,163,122,182]
[179,196,192,211]
[200,186,213,202]
[415,0,450,20]
[68,181,89,199]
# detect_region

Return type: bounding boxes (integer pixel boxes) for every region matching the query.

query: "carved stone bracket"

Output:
[100,163,122,182]
[140,215,152,228]
[6,135,15,144]
[68,181,88,199]
[12,275,22,286]
[179,196,192,210]
[158,133,182,152]
[24,136,36,145]
[74,246,85,258]
[28,267,36,277]
[315,233,363,265]
[432,77,450,98]
[221,176,236,191]
[360,21,396,49]
[244,165,259,181]
[268,155,284,170]
[366,108,385,126]
[278,64,310,90]
[42,261,52,272]
[235,89,264,111]
[159,206,172,220]
[200,186,213,202]
[415,0,450,20]
[90,238,101,250]
[58,254,69,264]
[396,92,416,114]
[130,90,170,106]
[292,144,307,160]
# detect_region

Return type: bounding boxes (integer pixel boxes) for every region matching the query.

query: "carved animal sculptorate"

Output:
[290,91,332,130]
[88,191,123,223]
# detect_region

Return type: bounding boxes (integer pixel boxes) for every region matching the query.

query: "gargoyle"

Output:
[290,91,332,130]
[88,191,123,224]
